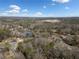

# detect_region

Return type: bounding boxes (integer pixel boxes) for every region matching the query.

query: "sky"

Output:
[0,0,79,17]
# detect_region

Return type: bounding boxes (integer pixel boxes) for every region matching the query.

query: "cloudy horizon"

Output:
[0,0,79,17]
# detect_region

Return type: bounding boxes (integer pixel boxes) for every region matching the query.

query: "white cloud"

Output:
[10,5,21,10]
[52,0,70,3]
[0,5,30,16]
[33,12,44,17]
[7,5,21,14]
[21,9,29,16]
[22,9,28,12]
[47,13,55,17]
[51,3,56,6]
[43,6,47,8]
[18,13,29,17]
[65,6,70,9]
[0,12,8,16]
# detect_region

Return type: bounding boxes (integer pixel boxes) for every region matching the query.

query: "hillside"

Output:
[0,17,79,59]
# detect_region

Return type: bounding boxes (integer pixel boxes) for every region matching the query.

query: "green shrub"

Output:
[0,29,11,41]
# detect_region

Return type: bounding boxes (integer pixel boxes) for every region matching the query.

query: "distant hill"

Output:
[0,16,79,20]
[0,17,79,24]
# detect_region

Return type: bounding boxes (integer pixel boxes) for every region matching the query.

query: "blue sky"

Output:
[0,0,79,17]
